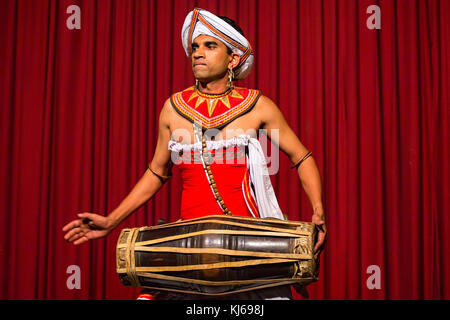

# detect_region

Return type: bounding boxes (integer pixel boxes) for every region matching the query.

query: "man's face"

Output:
[191,35,232,82]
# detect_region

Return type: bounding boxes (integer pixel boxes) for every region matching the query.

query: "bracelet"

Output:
[148,165,172,183]
[291,151,312,169]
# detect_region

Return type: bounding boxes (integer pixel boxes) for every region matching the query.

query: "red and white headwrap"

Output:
[181,8,254,80]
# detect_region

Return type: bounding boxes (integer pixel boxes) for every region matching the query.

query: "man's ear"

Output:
[229,53,241,69]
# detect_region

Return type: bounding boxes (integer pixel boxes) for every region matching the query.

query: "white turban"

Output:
[181,8,254,80]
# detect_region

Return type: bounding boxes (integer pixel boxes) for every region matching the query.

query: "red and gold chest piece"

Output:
[170,86,261,130]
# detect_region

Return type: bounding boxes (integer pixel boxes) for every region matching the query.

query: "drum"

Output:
[116,215,318,296]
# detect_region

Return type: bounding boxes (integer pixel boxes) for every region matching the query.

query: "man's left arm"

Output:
[256,95,327,259]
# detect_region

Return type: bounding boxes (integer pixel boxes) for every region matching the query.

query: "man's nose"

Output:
[192,46,204,59]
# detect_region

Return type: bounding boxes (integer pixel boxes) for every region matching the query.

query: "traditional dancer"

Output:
[63,8,327,300]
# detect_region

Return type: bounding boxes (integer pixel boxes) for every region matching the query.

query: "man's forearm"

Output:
[107,169,164,228]
[296,157,324,214]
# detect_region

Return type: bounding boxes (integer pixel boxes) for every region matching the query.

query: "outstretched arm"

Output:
[63,99,173,245]
[257,95,327,259]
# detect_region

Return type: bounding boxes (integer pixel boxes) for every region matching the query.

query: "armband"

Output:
[291,151,312,169]
[148,165,172,183]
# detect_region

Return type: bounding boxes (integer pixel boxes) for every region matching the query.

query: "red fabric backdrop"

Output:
[0,0,449,300]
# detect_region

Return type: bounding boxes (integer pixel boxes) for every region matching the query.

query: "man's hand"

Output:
[312,212,327,260]
[62,212,114,245]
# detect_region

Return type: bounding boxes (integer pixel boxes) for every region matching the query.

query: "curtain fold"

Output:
[0,0,448,299]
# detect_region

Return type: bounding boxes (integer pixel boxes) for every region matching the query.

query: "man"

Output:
[63,8,327,300]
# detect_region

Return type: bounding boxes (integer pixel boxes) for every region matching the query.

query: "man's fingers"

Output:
[314,243,324,259]
[66,227,88,242]
[63,213,102,245]
[64,224,93,242]
[311,212,327,259]
[64,227,81,241]
[314,231,327,252]
[73,236,89,245]
[62,220,81,232]
[67,231,84,243]
[314,241,323,252]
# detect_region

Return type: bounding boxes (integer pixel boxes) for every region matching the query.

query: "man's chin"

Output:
[193,71,209,80]
[193,74,225,84]
[194,76,213,83]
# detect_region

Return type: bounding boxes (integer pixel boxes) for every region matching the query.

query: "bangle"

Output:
[148,165,172,183]
[291,151,312,169]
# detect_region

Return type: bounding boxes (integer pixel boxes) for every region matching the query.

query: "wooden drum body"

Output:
[116,215,318,296]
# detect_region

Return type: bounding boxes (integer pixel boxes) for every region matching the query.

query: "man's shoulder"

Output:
[254,93,278,111]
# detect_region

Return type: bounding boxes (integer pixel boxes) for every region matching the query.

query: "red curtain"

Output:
[0,0,448,300]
